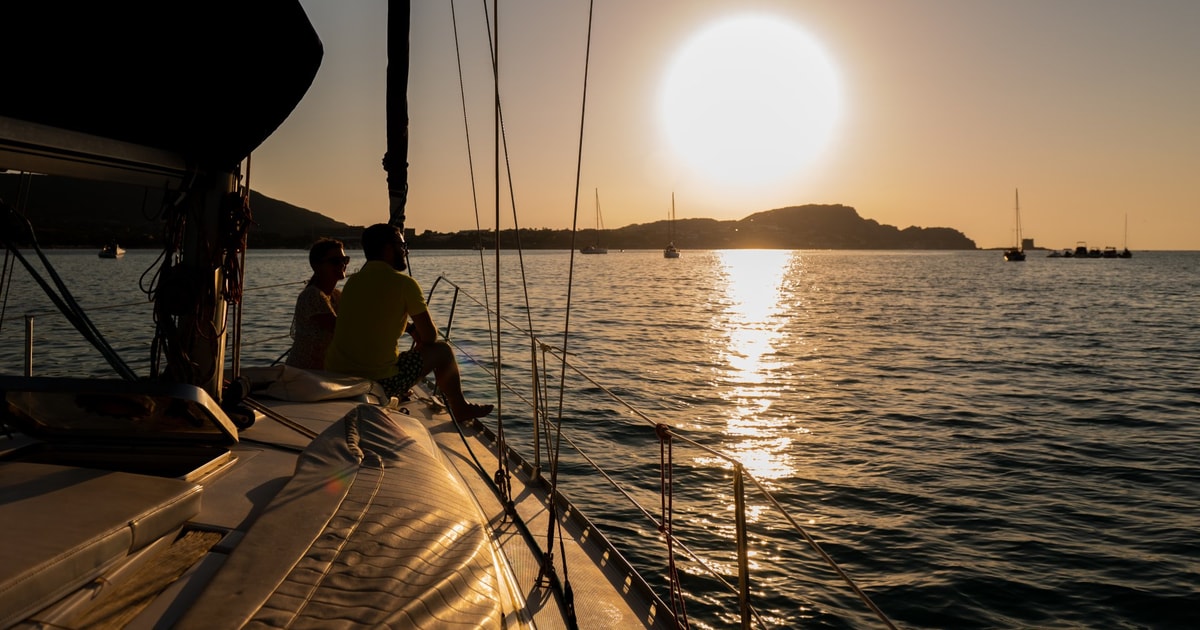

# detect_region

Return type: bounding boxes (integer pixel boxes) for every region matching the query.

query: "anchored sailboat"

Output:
[98,241,125,258]
[1120,214,1133,258]
[581,188,608,254]
[1004,188,1026,261]
[664,192,680,258]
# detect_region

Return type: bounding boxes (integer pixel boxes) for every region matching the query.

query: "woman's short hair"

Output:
[308,237,345,269]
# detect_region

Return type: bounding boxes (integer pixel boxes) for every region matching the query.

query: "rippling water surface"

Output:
[3,249,1197,628]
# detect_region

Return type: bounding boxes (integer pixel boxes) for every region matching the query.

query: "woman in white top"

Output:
[285,238,348,369]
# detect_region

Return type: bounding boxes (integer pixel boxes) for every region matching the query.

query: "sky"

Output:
[251,0,1200,250]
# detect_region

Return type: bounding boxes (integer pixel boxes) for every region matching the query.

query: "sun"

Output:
[660,15,841,188]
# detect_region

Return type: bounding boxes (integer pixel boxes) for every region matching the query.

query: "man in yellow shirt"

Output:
[325,223,492,420]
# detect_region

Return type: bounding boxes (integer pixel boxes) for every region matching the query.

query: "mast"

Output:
[1014,188,1022,251]
[670,192,675,241]
[383,0,411,230]
[169,174,236,398]
[595,188,603,247]
[1121,213,1132,257]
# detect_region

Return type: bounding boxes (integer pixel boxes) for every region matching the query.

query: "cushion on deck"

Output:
[241,365,387,403]
[0,462,202,627]
[174,404,505,629]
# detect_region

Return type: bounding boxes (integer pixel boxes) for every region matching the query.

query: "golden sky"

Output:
[252,0,1200,250]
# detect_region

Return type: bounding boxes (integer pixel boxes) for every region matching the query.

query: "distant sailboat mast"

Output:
[1004,188,1026,261]
[1120,213,1133,257]
[581,188,608,253]
[669,192,675,242]
[663,192,681,257]
[1014,189,1022,250]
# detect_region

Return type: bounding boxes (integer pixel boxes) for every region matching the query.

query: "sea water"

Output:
[1,248,1197,629]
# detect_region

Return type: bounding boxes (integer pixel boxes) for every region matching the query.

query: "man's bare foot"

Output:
[453,402,493,421]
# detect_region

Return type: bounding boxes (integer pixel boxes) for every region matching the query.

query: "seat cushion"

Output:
[0,462,202,626]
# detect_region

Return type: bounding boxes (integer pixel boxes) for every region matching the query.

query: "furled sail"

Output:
[383,1,412,230]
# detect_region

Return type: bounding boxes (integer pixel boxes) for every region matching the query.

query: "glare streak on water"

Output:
[1,249,1197,629]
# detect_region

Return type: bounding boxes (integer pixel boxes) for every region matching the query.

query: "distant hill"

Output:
[1,173,976,250]
[422,204,977,250]
[729,204,976,249]
[0,173,360,248]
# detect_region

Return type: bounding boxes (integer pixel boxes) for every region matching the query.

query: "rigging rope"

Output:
[449,0,497,371]
[222,158,254,379]
[147,173,197,380]
[0,247,11,335]
[479,0,548,526]
[432,0,589,624]
[532,2,598,622]
[451,0,514,514]
[0,174,34,336]
[146,164,247,388]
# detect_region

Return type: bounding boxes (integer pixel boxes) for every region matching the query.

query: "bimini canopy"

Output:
[0,1,322,187]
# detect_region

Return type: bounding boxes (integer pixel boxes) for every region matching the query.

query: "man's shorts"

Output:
[376,348,424,399]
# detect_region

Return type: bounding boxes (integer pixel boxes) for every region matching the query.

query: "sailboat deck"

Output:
[0,370,670,628]
[0,463,202,628]
[247,386,670,629]
[424,394,671,629]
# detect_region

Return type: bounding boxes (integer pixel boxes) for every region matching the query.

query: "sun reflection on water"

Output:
[703,250,804,483]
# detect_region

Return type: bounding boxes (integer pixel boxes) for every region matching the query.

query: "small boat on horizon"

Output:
[1048,242,1131,259]
[98,241,125,258]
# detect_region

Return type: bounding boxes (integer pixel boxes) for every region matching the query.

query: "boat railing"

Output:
[426,275,897,629]
[227,279,308,369]
[16,298,154,377]
[13,276,312,379]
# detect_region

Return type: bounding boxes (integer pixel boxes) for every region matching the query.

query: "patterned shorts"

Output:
[376,348,424,399]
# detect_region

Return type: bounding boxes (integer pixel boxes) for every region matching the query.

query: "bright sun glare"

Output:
[660,15,841,188]
[705,250,798,481]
